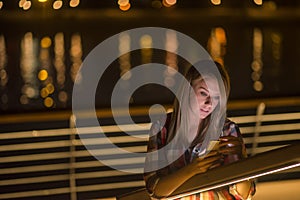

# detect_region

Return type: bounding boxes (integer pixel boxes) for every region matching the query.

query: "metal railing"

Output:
[1,99,300,199]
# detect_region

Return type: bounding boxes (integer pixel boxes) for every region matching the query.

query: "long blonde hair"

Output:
[166,60,230,151]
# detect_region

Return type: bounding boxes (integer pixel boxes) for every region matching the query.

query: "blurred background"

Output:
[0,0,300,200]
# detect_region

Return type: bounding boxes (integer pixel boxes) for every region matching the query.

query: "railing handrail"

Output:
[1,96,300,124]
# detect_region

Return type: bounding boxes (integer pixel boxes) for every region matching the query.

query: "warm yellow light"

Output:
[19,0,26,7]
[162,0,172,7]
[46,83,55,94]
[38,0,48,2]
[69,0,80,7]
[41,37,52,48]
[0,1,3,9]
[44,97,54,107]
[53,0,63,9]
[253,81,263,91]
[119,3,130,11]
[38,69,48,81]
[40,87,49,98]
[118,0,129,7]
[165,0,176,6]
[254,0,263,6]
[251,60,262,72]
[23,0,31,10]
[215,27,226,44]
[211,0,221,5]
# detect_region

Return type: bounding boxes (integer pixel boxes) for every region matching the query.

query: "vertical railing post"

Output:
[251,102,265,156]
[69,115,77,200]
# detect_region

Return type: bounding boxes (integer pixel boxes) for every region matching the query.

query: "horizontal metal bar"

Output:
[0,168,143,186]
[0,128,71,140]
[1,122,299,151]
[171,144,300,198]
[118,144,300,200]
[1,146,147,163]
[0,180,145,199]
[0,152,71,163]
[243,133,300,144]
[77,180,145,192]
[0,134,148,152]
[0,174,69,186]
[0,187,70,200]
[246,145,288,155]
[0,140,71,151]
[239,123,300,134]
[0,163,70,174]
[0,124,150,140]
[230,112,300,124]
[1,112,299,140]
[0,155,144,174]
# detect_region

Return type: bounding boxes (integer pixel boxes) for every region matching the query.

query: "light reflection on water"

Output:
[0,26,298,113]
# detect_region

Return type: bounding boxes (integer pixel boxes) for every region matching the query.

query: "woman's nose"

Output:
[204,97,212,105]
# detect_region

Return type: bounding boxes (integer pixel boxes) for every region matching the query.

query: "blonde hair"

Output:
[166,60,230,149]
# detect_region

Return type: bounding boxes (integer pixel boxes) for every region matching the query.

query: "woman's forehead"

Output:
[192,77,220,95]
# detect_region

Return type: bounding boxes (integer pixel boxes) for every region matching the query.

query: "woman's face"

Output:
[191,76,220,119]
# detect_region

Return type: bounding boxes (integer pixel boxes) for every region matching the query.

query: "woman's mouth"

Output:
[200,108,209,113]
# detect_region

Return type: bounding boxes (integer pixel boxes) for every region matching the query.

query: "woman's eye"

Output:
[200,91,208,97]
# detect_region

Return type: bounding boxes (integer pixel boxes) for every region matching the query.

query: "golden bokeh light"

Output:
[119,3,130,11]
[70,0,80,8]
[23,0,31,10]
[46,83,55,94]
[210,0,221,6]
[19,0,25,7]
[44,97,54,107]
[118,0,129,7]
[162,0,172,7]
[211,0,221,5]
[38,69,48,81]
[165,0,176,6]
[53,0,63,9]
[254,0,263,6]
[253,81,263,92]
[41,37,52,48]
[40,87,49,98]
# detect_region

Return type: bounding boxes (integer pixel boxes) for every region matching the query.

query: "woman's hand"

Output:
[152,150,223,197]
[189,150,223,175]
[218,136,244,158]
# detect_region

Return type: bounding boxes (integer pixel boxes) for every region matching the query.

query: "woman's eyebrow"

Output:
[199,86,209,92]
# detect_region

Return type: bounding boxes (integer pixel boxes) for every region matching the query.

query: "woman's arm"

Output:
[152,151,222,198]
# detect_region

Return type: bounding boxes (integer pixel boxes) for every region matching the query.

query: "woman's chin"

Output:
[199,114,208,119]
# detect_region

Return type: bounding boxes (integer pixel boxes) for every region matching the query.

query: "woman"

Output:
[144,60,255,200]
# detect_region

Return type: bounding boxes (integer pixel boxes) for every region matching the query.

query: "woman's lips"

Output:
[200,108,209,113]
